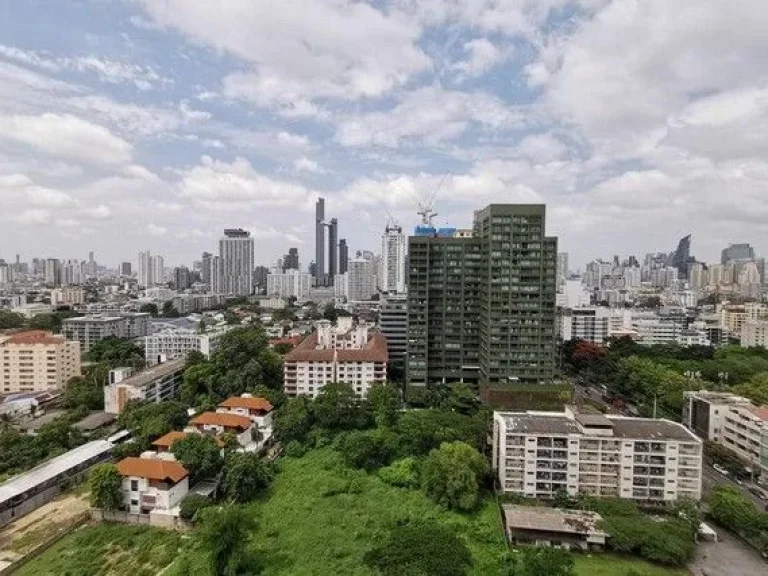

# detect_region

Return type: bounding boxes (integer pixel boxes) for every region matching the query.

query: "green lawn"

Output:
[574,553,690,576]
[17,523,184,576]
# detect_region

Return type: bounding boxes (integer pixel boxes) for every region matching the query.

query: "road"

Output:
[701,462,767,509]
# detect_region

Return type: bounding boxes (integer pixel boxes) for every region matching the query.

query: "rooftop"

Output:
[0,440,113,505]
[746,405,768,422]
[0,330,66,346]
[605,416,700,441]
[499,413,582,435]
[111,358,186,389]
[116,457,188,483]
[284,331,388,363]
[73,411,117,432]
[63,315,124,324]
[190,411,252,430]
[218,396,274,413]
[151,430,188,448]
[502,505,605,537]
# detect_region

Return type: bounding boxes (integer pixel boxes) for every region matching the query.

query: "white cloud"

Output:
[26,187,76,208]
[16,208,51,225]
[0,113,132,165]
[146,223,168,236]
[83,205,112,220]
[293,157,324,174]
[452,39,511,79]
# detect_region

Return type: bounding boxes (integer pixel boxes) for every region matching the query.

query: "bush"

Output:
[421,441,487,511]
[89,464,122,510]
[179,494,213,523]
[224,452,272,503]
[334,428,397,471]
[284,440,309,458]
[378,457,419,488]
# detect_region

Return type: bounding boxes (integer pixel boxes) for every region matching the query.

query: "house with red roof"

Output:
[116,456,189,515]
[188,411,255,447]
[217,394,274,430]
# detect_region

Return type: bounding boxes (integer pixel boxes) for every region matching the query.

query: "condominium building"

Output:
[62,313,150,352]
[380,222,406,294]
[683,390,768,471]
[50,287,85,308]
[0,331,81,393]
[559,308,611,343]
[103,359,186,414]
[283,317,388,398]
[220,228,254,296]
[266,270,312,299]
[493,408,702,502]
[347,255,377,301]
[379,295,407,373]
[408,204,557,387]
[144,326,230,366]
[741,319,768,349]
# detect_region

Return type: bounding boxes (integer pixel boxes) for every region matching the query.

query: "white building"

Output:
[116,456,189,515]
[493,407,702,502]
[347,257,377,301]
[266,270,311,299]
[220,228,254,296]
[104,359,186,414]
[138,251,164,288]
[742,319,768,349]
[50,287,86,308]
[216,395,274,432]
[188,412,255,447]
[62,314,150,352]
[683,390,768,472]
[283,318,388,398]
[144,326,230,366]
[380,223,406,294]
[560,308,611,343]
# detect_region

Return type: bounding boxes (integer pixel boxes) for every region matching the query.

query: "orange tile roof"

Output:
[284,331,388,364]
[747,405,768,422]
[116,457,188,483]
[151,431,188,448]
[190,411,252,431]
[4,330,65,346]
[218,396,274,412]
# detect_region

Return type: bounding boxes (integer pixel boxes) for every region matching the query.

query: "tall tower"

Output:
[339,239,349,274]
[219,228,254,296]
[327,217,338,283]
[381,222,406,294]
[315,198,325,286]
[137,251,152,288]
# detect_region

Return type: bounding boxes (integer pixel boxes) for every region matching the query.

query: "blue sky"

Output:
[2,0,768,270]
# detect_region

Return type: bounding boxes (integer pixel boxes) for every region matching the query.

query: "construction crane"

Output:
[417,173,449,226]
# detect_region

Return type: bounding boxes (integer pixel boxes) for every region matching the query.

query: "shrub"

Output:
[378,457,418,488]
[179,493,213,523]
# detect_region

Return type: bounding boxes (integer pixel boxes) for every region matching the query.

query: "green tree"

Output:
[396,409,485,456]
[273,342,294,355]
[421,441,487,511]
[86,337,145,370]
[250,384,286,409]
[367,382,400,427]
[273,396,314,443]
[334,428,397,471]
[363,520,472,576]
[139,302,159,317]
[171,434,224,483]
[323,303,339,322]
[440,383,480,415]
[185,349,208,369]
[197,505,258,576]
[0,310,25,330]
[503,547,575,576]
[180,361,217,406]
[312,382,371,431]
[224,452,272,503]
[161,300,180,318]
[118,401,189,443]
[708,484,767,539]
[89,464,122,510]
[731,372,768,405]
[378,457,418,488]
[179,493,213,524]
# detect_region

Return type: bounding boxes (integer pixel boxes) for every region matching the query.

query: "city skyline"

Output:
[2,2,768,267]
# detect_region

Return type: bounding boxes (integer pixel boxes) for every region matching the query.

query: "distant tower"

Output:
[315,198,326,286]
[219,228,254,296]
[381,221,406,294]
[339,239,349,274]
[327,217,338,283]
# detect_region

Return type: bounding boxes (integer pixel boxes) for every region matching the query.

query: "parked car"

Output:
[713,463,729,476]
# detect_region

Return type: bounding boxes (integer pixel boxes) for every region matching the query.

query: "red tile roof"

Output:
[151,431,188,448]
[218,396,274,412]
[747,405,768,422]
[190,412,252,431]
[116,457,188,483]
[4,330,65,346]
[284,331,388,364]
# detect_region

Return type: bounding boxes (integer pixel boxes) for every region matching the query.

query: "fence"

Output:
[91,509,189,531]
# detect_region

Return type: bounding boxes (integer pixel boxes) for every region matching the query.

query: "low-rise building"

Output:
[188,412,255,447]
[283,318,388,398]
[0,331,81,394]
[116,456,189,515]
[266,270,311,299]
[103,359,186,414]
[501,505,606,550]
[62,313,150,351]
[493,407,702,502]
[217,395,274,431]
[50,287,85,308]
[144,326,230,366]
[741,319,768,349]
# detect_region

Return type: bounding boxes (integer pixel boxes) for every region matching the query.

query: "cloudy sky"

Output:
[2,0,767,271]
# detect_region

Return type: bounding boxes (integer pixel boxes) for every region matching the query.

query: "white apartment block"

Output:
[560,308,611,343]
[104,359,186,414]
[347,258,377,301]
[266,270,311,299]
[493,408,702,502]
[50,287,85,308]
[741,319,768,349]
[62,313,150,352]
[380,224,406,294]
[144,326,230,366]
[683,390,768,472]
[284,318,388,398]
[0,331,81,394]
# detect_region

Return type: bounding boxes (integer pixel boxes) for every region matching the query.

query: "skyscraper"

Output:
[138,250,153,288]
[407,204,557,387]
[152,255,165,286]
[45,258,60,287]
[219,228,254,296]
[120,262,132,277]
[380,222,406,294]
[174,266,191,290]
[315,198,325,286]
[556,252,569,293]
[671,235,692,278]
[327,217,338,283]
[283,248,299,271]
[201,252,213,287]
[722,243,756,264]
[339,239,349,274]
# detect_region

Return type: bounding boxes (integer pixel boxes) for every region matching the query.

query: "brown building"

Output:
[0,330,81,394]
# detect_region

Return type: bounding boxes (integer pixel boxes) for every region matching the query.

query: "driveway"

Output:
[689,529,766,576]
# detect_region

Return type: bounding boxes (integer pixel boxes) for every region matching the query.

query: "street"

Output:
[701,462,768,510]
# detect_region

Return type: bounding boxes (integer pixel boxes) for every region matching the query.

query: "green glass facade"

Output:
[407,204,557,387]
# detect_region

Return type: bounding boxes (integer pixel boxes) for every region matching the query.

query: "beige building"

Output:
[50,287,86,308]
[493,407,702,502]
[0,331,81,394]
[741,320,768,349]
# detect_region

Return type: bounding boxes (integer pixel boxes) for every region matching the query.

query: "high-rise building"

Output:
[671,235,692,278]
[44,258,60,287]
[722,243,756,265]
[380,222,406,294]
[0,331,81,393]
[315,198,325,286]
[556,252,569,293]
[327,218,338,283]
[347,252,377,301]
[407,204,557,387]
[219,229,254,296]
[201,252,213,287]
[174,266,191,291]
[152,255,165,286]
[283,248,299,271]
[120,262,132,277]
[253,266,269,292]
[339,239,349,274]
[138,250,153,288]
[379,295,407,374]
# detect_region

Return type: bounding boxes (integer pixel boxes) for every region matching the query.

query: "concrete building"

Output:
[283,318,388,398]
[266,270,312,299]
[492,407,702,502]
[315,198,326,286]
[116,456,189,515]
[559,308,611,343]
[379,295,407,374]
[104,359,186,414]
[50,287,85,308]
[188,412,255,447]
[380,222,406,294]
[62,313,150,352]
[408,204,557,387]
[217,395,274,431]
[683,390,768,472]
[741,320,768,349]
[347,255,377,301]
[144,326,230,366]
[220,229,254,296]
[0,331,81,393]
[502,505,606,550]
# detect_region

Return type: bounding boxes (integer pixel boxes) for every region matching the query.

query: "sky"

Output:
[2,0,768,271]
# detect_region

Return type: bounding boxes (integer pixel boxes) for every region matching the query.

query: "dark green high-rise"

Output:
[407,204,557,387]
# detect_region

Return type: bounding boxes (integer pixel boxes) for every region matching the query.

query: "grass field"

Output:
[573,553,690,576]
[17,523,184,576]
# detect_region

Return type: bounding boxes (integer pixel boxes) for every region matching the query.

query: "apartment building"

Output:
[0,331,81,393]
[741,319,768,349]
[559,308,611,343]
[144,326,230,366]
[50,287,85,308]
[116,456,189,515]
[103,359,185,414]
[378,295,407,373]
[683,390,768,471]
[493,408,702,502]
[283,317,388,398]
[62,313,150,352]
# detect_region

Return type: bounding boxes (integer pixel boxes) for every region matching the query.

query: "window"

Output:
[130,480,139,491]
[130,499,138,507]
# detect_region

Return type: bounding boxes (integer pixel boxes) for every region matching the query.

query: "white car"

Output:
[713,464,729,476]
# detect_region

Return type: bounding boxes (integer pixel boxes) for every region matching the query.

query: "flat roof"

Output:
[502,505,605,536]
[499,414,582,435]
[113,358,186,389]
[605,416,699,441]
[63,316,123,323]
[0,439,113,505]
[74,411,117,431]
